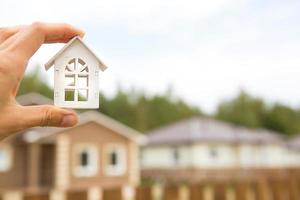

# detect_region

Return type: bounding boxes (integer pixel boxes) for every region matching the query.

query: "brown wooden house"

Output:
[0,93,142,197]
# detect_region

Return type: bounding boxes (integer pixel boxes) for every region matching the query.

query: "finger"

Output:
[18,105,78,128]
[0,26,25,43]
[6,22,85,60]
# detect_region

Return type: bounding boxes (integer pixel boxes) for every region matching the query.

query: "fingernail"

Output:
[62,109,76,115]
[61,114,77,127]
[77,29,85,37]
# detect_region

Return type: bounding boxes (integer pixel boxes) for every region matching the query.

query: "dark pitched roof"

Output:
[17,93,53,106]
[287,135,300,150]
[144,117,284,146]
[17,93,144,143]
[22,111,145,144]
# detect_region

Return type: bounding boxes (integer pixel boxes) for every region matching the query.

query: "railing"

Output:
[2,168,300,200]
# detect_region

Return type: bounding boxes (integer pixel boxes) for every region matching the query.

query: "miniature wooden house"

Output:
[45,36,107,108]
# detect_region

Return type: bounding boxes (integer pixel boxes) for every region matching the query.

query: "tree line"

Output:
[18,70,300,136]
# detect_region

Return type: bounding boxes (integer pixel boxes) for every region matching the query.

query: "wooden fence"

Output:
[2,169,300,200]
[4,179,299,200]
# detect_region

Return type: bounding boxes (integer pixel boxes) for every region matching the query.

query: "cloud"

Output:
[0,0,245,33]
[1,0,300,112]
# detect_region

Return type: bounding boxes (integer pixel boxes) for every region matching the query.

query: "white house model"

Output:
[45,36,107,109]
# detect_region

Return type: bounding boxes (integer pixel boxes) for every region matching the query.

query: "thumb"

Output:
[19,105,78,128]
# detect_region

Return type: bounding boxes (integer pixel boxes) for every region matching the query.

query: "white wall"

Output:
[141,145,192,169]
[141,146,173,168]
[190,144,238,168]
[238,144,258,168]
[238,144,288,168]
[280,148,300,168]
[141,143,295,170]
[141,143,238,169]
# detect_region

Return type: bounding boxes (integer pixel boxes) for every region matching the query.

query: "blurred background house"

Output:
[141,117,299,182]
[141,118,286,170]
[0,94,142,198]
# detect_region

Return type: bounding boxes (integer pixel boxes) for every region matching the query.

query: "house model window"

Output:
[105,144,126,176]
[73,144,98,177]
[45,36,107,109]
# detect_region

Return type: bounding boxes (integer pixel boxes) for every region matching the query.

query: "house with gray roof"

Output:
[141,117,290,174]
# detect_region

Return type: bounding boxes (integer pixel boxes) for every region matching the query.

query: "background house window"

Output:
[110,151,118,166]
[0,146,12,172]
[80,151,89,167]
[105,144,126,176]
[73,144,98,177]
[209,146,218,159]
[173,148,180,165]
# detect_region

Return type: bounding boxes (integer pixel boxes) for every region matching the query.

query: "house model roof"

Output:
[144,117,284,145]
[44,36,108,71]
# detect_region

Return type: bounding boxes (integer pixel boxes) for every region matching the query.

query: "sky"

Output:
[1,0,300,113]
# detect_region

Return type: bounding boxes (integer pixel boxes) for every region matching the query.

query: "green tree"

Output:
[21,66,300,136]
[263,104,300,136]
[17,68,53,98]
[100,90,137,128]
[215,90,300,136]
[216,91,266,128]
[99,88,202,132]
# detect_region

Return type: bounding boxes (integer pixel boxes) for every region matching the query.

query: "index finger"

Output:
[6,22,85,60]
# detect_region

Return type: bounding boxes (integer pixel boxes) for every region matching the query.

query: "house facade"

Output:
[0,94,142,197]
[141,117,294,180]
[287,136,300,167]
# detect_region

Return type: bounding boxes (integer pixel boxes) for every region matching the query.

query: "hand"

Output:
[0,22,84,140]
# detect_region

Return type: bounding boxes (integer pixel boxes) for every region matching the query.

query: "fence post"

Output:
[88,187,102,200]
[179,185,189,200]
[102,188,122,200]
[122,186,135,200]
[50,189,65,200]
[2,191,23,200]
[253,179,271,200]
[189,184,204,200]
[135,186,152,200]
[163,185,180,200]
[289,178,300,200]
[152,184,163,200]
[213,182,227,200]
[66,190,88,200]
[23,192,50,200]
[269,179,290,200]
[233,181,249,200]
